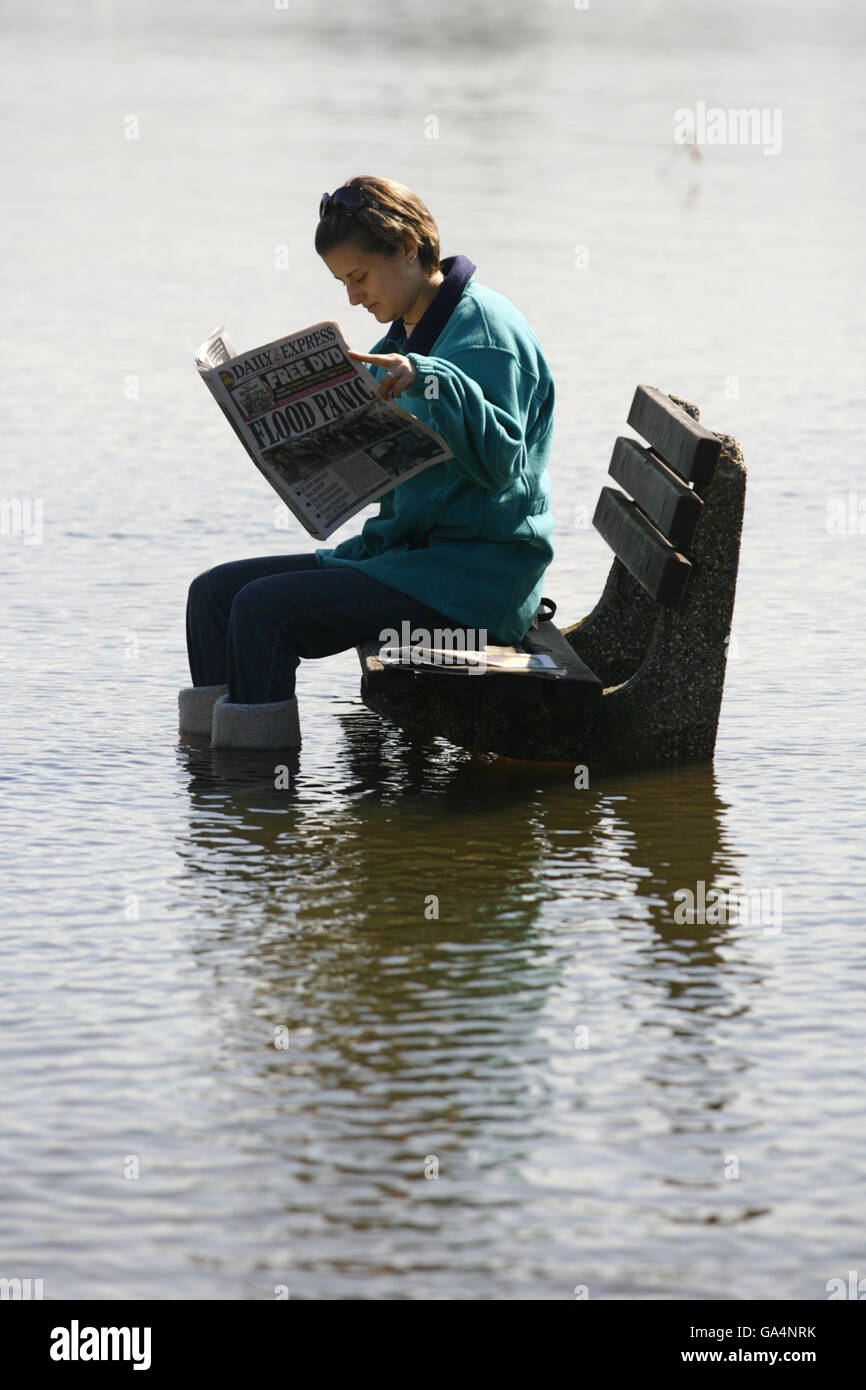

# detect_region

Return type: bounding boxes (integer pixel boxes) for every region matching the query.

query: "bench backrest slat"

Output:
[608,435,704,552]
[592,486,692,606]
[628,385,721,489]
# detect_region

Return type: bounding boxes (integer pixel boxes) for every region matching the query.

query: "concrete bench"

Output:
[356,384,747,766]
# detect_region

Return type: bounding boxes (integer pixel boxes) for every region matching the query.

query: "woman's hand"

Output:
[348,350,416,400]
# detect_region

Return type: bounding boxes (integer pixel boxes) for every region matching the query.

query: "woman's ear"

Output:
[400,232,419,264]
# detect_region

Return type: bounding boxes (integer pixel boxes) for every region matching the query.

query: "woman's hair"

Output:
[315,176,441,273]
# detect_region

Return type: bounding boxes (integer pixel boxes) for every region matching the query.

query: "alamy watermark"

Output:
[378,620,490,673]
[1,1276,44,1299]
[826,1270,866,1299]
[674,101,783,157]
[826,491,866,535]
[673,880,783,934]
[1,497,43,544]
[50,1321,151,1371]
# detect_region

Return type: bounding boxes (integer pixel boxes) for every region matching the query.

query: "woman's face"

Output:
[322,240,425,326]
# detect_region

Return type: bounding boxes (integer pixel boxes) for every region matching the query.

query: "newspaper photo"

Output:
[195,320,453,540]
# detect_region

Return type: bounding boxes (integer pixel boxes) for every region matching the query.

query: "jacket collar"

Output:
[384,254,476,356]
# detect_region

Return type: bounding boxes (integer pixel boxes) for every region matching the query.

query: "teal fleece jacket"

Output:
[314,257,555,644]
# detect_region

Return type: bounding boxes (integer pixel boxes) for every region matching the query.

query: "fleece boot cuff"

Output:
[210,694,301,750]
[178,683,229,736]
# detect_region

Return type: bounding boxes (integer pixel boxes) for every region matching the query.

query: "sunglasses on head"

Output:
[319,186,385,220]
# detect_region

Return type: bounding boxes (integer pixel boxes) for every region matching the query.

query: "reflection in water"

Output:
[169,715,768,1291]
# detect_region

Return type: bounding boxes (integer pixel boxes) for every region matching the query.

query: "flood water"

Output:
[1,0,865,1299]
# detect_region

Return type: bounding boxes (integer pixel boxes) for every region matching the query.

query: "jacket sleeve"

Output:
[401,346,538,493]
[324,531,368,560]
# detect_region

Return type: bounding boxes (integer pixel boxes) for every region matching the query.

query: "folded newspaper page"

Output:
[195,321,453,541]
[378,644,568,676]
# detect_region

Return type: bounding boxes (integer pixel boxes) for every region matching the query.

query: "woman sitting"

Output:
[180,175,556,749]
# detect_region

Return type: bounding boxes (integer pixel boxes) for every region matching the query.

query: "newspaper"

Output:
[378,644,569,677]
[195,321,453,540]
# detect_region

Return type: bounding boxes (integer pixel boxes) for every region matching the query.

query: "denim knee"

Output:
[187,565,225,613]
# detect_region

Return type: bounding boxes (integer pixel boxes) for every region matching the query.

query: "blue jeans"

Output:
[185,552,479,704]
